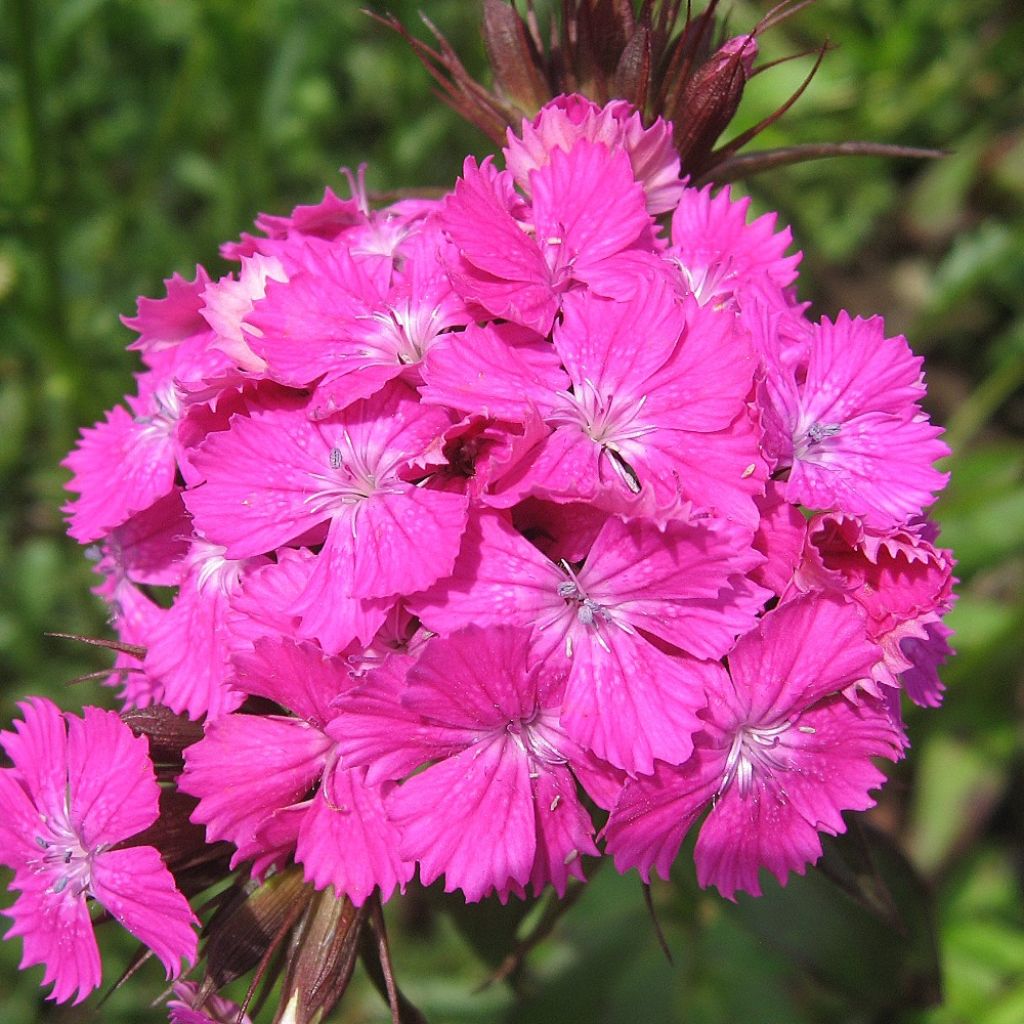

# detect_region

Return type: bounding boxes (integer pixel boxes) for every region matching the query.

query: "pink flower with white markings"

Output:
[605,597,904,898]
[0,699,196,1003]
[334,625,603,901]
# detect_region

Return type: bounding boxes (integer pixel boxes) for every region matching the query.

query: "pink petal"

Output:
[421,322,568,421]
[581,516,767,659]
[3,872,101,1004]
[349,486,468,599]
[0,698,69,834]
[530,140,650,278]
[604,744,725,882]
[561,629,712,775]
[529,767,597,896]
[295,764,414,904]
[411,510,559,635]
[184,402,329,558]
[726,596,882,720]
[63,403,177,543]
[90,846,197,977]
[180,715,332,865]
[388,735,536,902]
[441,157,558,334]
[66,706,159,849]
[232,637,351,728]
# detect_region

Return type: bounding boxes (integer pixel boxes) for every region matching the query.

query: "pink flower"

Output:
[668,184,800,308]
[181,637,414,902]
[504,94,684,215]
[441,141,652,333]
[604,597,904,898]
[334,626,601,901]
[759,312,950,528]
[0,699,196,1003]
[184,383,466,654]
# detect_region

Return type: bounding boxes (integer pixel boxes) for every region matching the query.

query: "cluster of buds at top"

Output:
[379,0,940,184]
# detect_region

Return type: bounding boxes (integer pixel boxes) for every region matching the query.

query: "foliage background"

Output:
[1,0,1022,1021]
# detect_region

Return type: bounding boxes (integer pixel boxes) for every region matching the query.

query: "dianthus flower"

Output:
[0,699,196,1003]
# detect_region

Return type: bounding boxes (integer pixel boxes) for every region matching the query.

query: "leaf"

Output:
[729,823,942,1013]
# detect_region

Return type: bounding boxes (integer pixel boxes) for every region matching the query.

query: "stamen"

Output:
[806,422,841,445]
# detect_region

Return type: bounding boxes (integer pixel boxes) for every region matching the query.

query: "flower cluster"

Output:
[4,92,953,1009]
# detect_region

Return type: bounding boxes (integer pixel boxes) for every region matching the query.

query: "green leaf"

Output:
[728,824,942,1014]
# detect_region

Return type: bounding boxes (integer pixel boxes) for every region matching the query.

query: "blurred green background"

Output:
[1,0,1022,1021]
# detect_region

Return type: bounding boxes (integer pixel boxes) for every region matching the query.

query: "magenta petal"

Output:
[350,487,468,598]
[530,140,650,277]
[561,630,712,775]
[421,323,568,421]
[4,872,101,1004]
[0,771,39,865]
[403,625,537,729]
[144,573,244,721]
[694,777,825,899]
[581,516,767,659]
[90,846,197,977]
[529,767,597,897]
[232,638,351,728]
[0,698,70,835]
[66,706,159,849]
[604,746,725,882]
[180,715,331,864]
[63,403,177,543]
[185,402,329,558]
[331,656,472,785]
[296,764,414,904]
[388,736,536,902]
[411,510,558,634]
[727,596,882,719]
[441,157,558,333]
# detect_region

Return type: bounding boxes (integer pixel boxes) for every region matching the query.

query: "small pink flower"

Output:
[334,626,601,901]
[605,597,904,898]
[0,699,196,1004]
